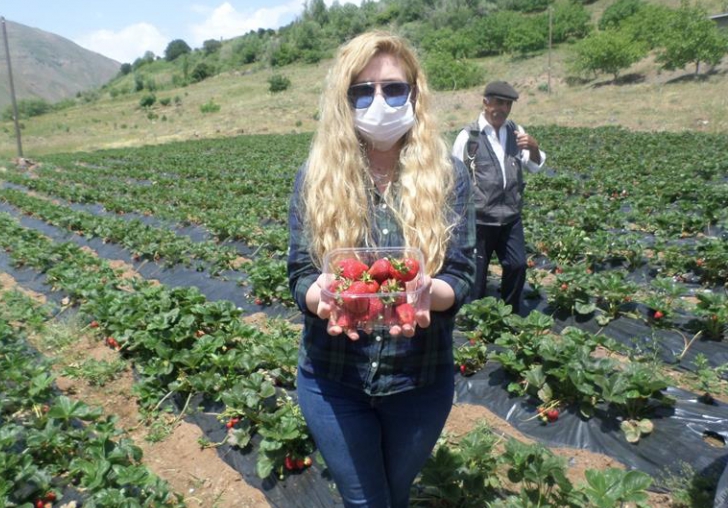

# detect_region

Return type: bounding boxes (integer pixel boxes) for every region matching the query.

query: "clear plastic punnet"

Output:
[321,247,427,332]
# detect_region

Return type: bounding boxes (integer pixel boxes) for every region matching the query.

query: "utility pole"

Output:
[547,6,553,94]
[1,16,24,159]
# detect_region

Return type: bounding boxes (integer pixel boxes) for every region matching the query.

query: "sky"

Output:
[1,1,346,64]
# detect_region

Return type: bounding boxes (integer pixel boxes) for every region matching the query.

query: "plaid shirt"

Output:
[287,158,475,396]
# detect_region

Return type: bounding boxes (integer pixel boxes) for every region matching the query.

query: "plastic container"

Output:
[321,247,427,332]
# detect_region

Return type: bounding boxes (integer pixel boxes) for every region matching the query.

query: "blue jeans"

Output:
[297,368,454,508]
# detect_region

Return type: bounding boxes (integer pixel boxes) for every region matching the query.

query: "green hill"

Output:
[0,19,120,110]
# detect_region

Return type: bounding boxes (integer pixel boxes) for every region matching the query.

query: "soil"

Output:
[1,269,675,507]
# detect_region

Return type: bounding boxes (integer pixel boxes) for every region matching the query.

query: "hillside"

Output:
[0,19,120,110]
[1,0,727,159]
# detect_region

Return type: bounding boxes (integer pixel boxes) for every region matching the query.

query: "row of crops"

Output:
[1,125,727,507]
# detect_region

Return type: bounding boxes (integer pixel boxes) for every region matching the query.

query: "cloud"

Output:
[189,1,301,45]
[75,23,169,63]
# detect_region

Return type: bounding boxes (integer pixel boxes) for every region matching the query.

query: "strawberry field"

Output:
[1,126,727,508]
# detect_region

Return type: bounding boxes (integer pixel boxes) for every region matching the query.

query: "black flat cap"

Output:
[484,81,519,101]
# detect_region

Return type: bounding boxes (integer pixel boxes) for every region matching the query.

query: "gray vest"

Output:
[462,119,524,226]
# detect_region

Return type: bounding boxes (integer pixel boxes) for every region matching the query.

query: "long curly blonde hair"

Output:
[302,31,454,275]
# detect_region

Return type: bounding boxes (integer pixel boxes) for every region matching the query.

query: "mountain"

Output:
[0,19,120,109]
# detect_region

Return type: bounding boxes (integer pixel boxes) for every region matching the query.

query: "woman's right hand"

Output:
[315,274,361,341]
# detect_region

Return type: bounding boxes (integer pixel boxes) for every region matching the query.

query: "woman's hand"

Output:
[388,275,431,338]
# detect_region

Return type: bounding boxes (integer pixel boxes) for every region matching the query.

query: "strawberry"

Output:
[195,330,205,338]
[380,278,406,305]
[368,258,392,283]
[364,298,385,323]
[44,491,57,502]
[295,458,305,469]
[35,500,44,508]
[395,303,416,327]
[460,364,467,375]
[546,409,559,422]
[359,273,380,294]
[336,258,369,281]
[89,320,100,328]
[653,310,664,320]
[388,257,419,282]
[284,456,295,471]
[341,281,370,315]
[105,336,119,349]
[335,311,356,330]
[328,279,347,294]
[226,417,240,429]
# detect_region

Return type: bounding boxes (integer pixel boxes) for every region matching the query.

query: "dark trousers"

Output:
[472,216,527,314]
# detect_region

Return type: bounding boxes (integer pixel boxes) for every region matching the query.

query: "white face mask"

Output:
[353,95,415,151]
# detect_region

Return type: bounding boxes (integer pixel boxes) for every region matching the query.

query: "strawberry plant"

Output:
[413,423,500,507]
[579,468,652,507]
[692,290,727,340]
[545,263,596,316]
[588,269,639,324]
[456,296,514,343]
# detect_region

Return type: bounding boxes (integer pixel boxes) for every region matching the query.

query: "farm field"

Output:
[1,125,727,507]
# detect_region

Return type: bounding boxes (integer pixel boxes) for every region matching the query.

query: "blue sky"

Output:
[2,1,351,63]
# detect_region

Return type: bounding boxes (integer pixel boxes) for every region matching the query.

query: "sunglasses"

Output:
[348,81,412,109]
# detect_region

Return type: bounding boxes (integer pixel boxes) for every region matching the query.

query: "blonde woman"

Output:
[287,31,475,508]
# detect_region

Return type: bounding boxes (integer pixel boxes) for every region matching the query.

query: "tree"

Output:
[599,0,645,31]
[551,0,592,43]
[191,62,214,83]
[119,63,132,76]
[656,5,728,75]
[202,39,222,55]
[570,29,647,81]
[165,39,192,61]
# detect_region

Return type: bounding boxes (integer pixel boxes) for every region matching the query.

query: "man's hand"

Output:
[516,130,541,164]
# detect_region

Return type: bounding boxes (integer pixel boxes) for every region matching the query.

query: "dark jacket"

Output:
[462,119,524,226]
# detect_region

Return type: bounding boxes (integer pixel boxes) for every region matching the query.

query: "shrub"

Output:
[159,97,171,106]
[569,29,647,80]
[191,62,215,83]
[200,99,221,113]
[424,52,483,91]
[268,74,291,93]
[139,94,156,108]
[1,98,50,121]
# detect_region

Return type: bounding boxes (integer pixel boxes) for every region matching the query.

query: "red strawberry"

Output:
[388,257,419,282]
[460,364,467,375]
[546,409,559,422]
[284,456,295,471]
[35,500,44,508]
[364,298,385,323]
[105,336,119,349]
[44,492,56,502]
[335,311,356,330]
[395,303,416,326]
[295,458,305,469]
[380,278,405,305]
[226,417,240,429]
[368,258,392,283]
[560,283,568,291]
[89,320,100,328]
[653,310,664,320]
[359,273,380,294]
[336,258,369,281]
[328,279,347,294]
[341,281,370,315]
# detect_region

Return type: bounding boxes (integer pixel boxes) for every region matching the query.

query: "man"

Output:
[452,81,545,314]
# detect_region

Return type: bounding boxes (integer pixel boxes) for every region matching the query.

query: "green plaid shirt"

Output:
[287,158,475,396]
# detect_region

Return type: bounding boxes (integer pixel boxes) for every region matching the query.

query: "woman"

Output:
[287,30,475,508]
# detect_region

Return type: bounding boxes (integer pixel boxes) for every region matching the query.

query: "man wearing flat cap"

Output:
[452,80,545,314]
